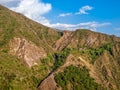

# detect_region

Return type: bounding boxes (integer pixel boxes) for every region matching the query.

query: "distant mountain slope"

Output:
[0,5,120,90]
[53,29,120,51]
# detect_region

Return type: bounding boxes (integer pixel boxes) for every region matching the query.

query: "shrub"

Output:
[53,48,70,69]
[55,65,105,90]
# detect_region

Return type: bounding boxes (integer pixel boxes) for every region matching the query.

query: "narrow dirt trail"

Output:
[78,56,99,82]
[78,56,93,70]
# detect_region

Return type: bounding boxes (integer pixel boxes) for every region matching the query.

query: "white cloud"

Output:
[10,0,52,26]
[59,13,72,17]
[76,5,93,15]
[49,21,111,31]
[58,5,93,17]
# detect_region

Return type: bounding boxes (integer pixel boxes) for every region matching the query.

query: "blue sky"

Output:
[0,0,120,36]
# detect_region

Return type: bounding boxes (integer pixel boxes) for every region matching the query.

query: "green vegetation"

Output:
[0,52,51,90]
[53,48,70,69]
[87,48,104,64]
[75,43,113,64]
[88,43,113,64]
[41,54,54,69]
[0,12,17,47]
[55,65,105,90]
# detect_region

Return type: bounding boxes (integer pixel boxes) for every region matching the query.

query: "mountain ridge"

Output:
[0,5,120,90]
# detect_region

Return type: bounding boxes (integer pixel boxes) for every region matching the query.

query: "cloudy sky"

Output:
[0,0,120,36]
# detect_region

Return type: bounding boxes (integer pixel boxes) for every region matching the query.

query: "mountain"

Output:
[0,5,120,90]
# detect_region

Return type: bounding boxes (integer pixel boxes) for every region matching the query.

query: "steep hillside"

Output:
[0,5,120,90]
[0,5,60,90]
[0,5,60,52]
[0,4,61,67]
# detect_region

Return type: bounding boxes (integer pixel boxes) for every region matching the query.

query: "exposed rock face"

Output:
[38,74,57,90]
[53,31,73,51]
[69,30,120,48]
[9,37,46,67]
[53,30,120,51]
[94,51,118,89]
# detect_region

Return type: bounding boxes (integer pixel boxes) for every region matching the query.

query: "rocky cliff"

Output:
[9,37,46,67]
